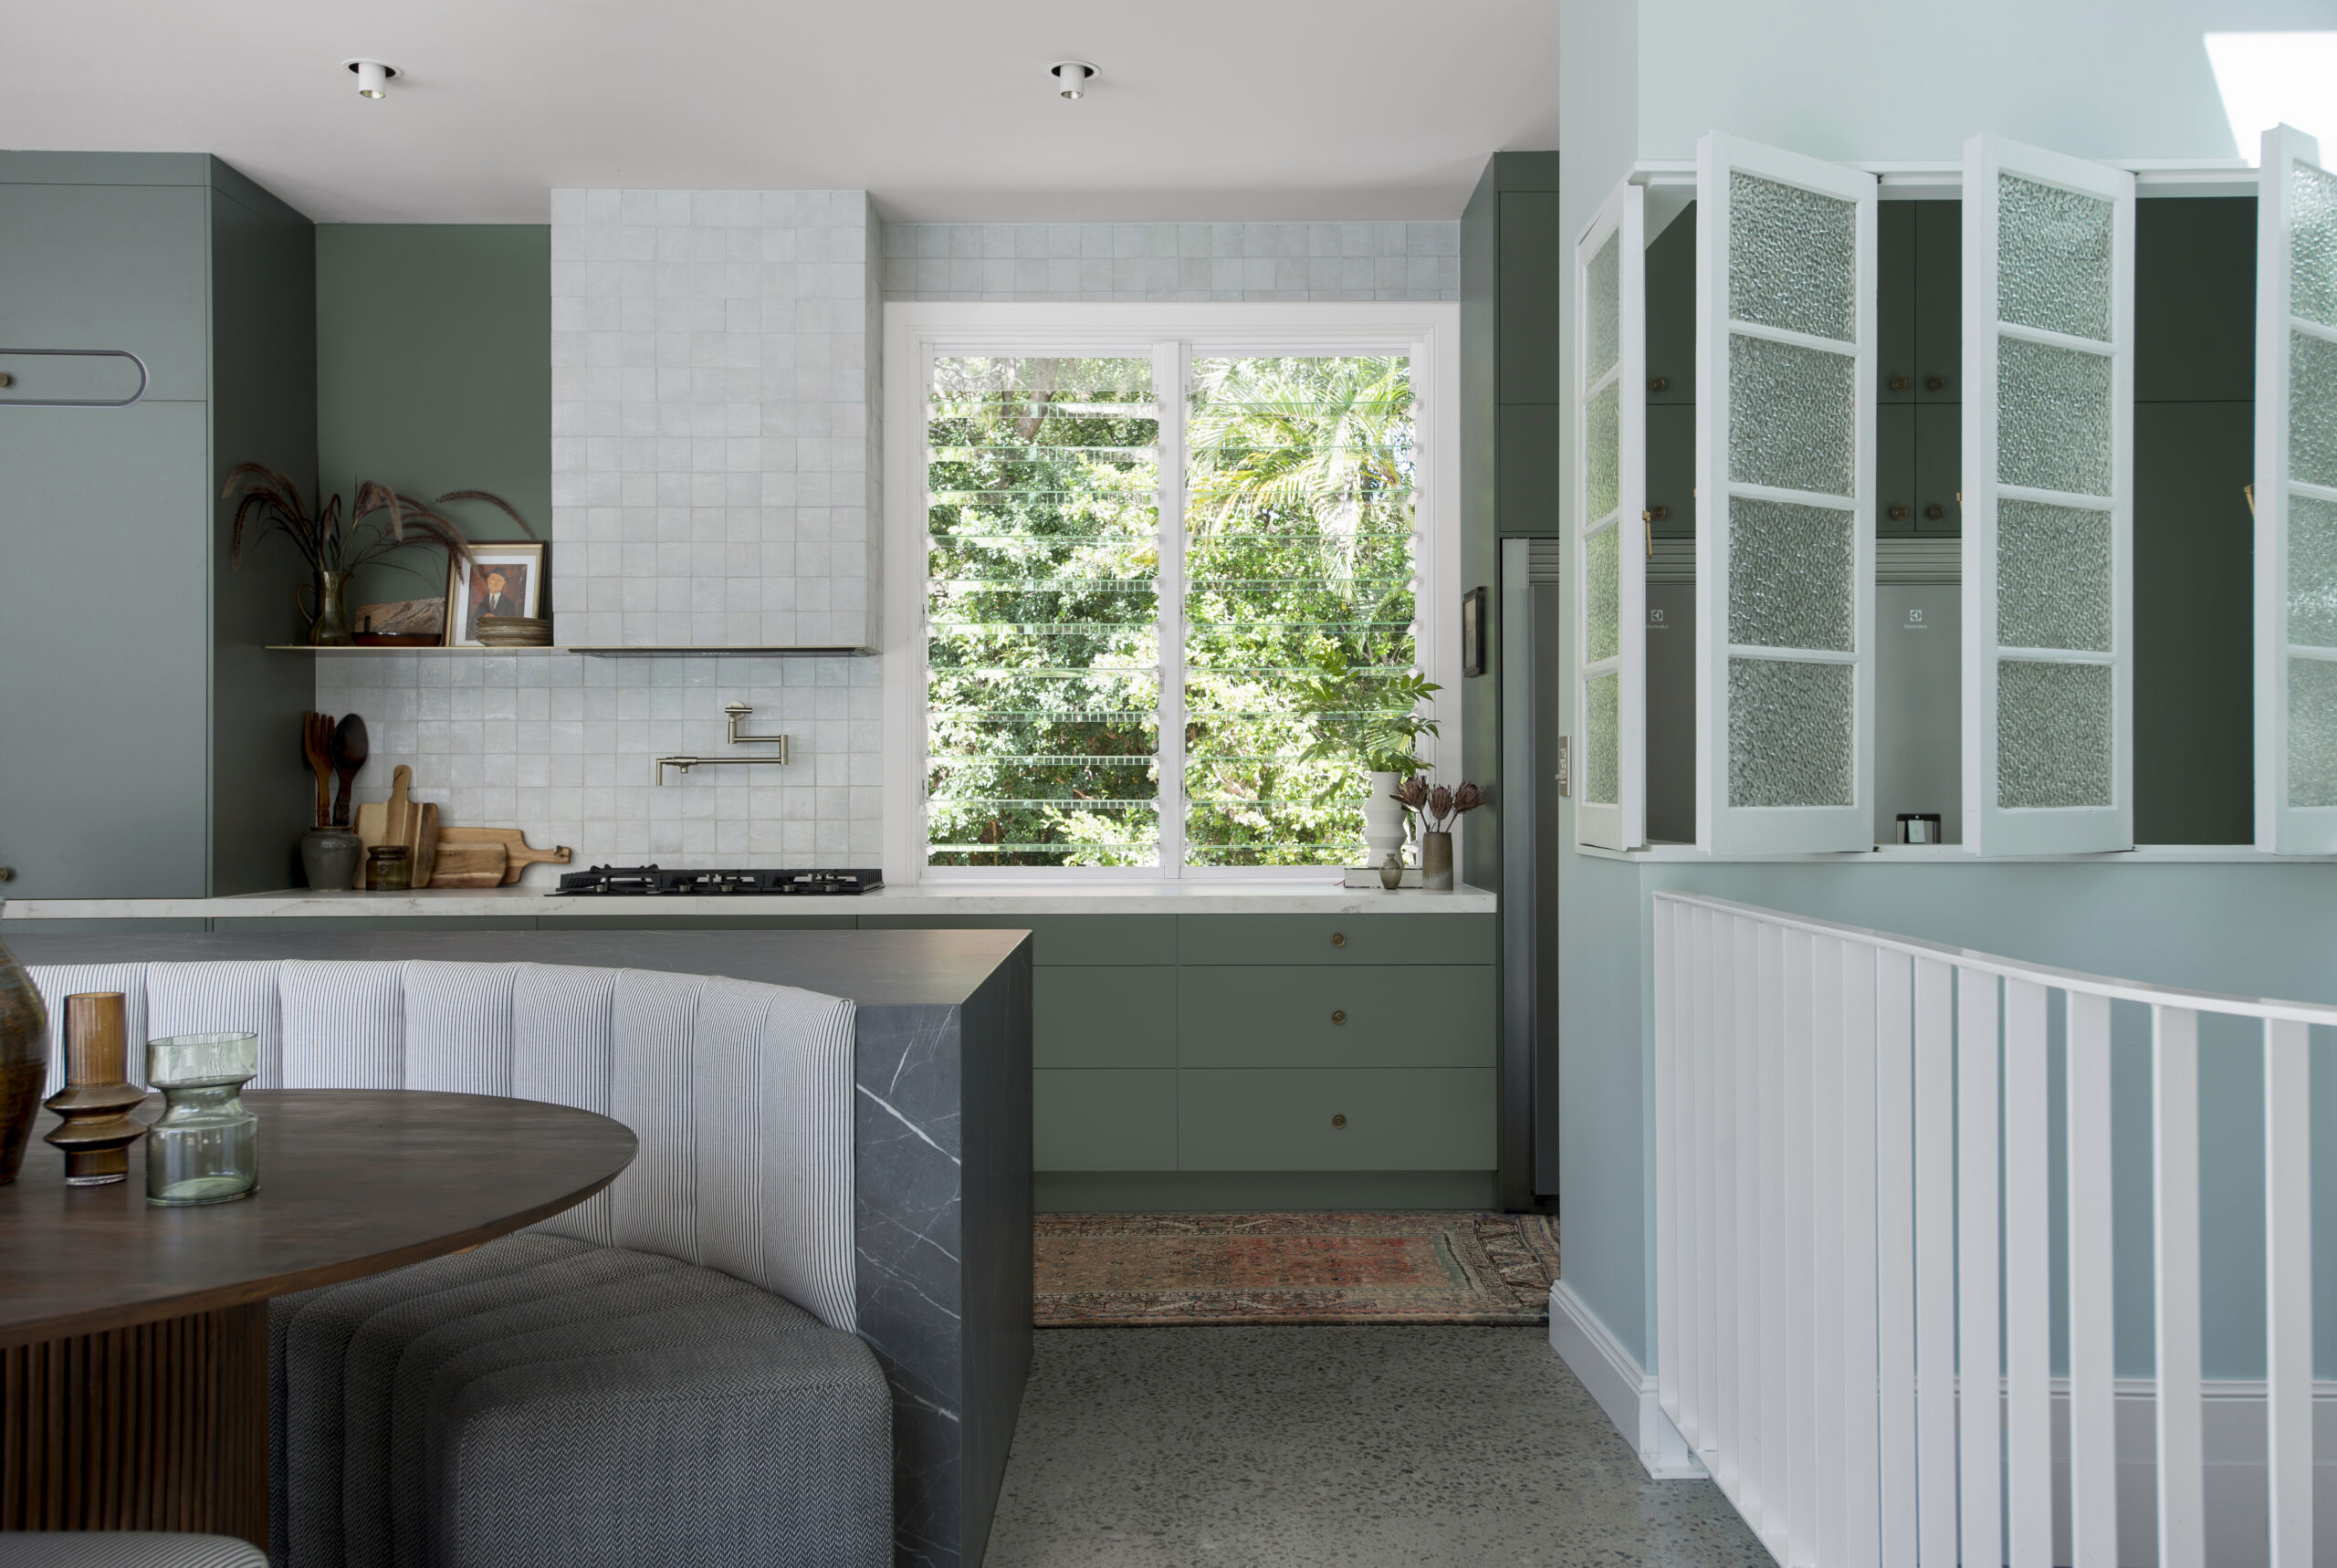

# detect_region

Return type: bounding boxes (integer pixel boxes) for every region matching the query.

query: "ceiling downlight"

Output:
[342,59,400,99]
[1049,61,1096,100]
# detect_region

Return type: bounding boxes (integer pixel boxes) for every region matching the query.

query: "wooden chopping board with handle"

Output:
[427,841,506,888]
[350,766,437,887]
[434,827,572,884]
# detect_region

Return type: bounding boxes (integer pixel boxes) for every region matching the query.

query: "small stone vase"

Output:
[1420,831,1454,892]
[1378,851,1406,891]
[300,826,364,891]
[0,920,49,1185]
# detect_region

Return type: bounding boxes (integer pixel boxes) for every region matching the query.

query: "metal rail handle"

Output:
[0,347,151,408]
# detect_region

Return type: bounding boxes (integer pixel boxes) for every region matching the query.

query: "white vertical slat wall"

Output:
[1651,891,2333,1568]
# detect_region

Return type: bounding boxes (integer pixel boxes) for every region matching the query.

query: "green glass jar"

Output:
[145,1032,259,1206]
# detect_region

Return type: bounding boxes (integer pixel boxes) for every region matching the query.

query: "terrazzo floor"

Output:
[982,1325,1771,1567]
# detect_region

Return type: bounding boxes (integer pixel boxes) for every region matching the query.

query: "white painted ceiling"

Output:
[0,0,1563,224]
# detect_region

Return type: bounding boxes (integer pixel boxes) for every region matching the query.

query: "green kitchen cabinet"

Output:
[1878,403,1915,536]
[1913,201,1961,405]
[0,153,314,899]
[1645,402,1694,539]
[1034,1070,1177,1170]
[1644,204,1694,404]
[858,912,1174,966]
[1036,967,1177,1069]
[1176,914,1495,967]
[1914,402,1962,535]
[1878,201,1916,405]
[1178,967,1495,1069]
[1177,1069,1496,1171]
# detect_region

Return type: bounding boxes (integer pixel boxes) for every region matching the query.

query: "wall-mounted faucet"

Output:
[655,702,790,784]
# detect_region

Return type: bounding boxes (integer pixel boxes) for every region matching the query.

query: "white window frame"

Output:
[1574,179,1649,852]
[2256,123,2337,855]
[881,301,1463,884]
[1694,133,1880,856]
[1960,134,2135,857]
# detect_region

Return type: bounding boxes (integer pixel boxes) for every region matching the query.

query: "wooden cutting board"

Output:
[351,766,437,888]
[434,827,573,884]
[426,841,506,889]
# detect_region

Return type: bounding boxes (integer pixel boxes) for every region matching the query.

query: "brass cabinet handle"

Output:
[1888,504,1909,521]
[1641,505,1668,523]
[1330,1009,1347,1025]
[1925,503,1946,520]
[1648,375,1668,392]
[1925,374,1946,392]
[1331,1113,1348,1129]
[1888,374,1909,392]
[1329,931,1347,947]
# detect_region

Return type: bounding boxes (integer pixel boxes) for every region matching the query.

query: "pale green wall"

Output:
[1555,0,2337,1379]
[314,225,550,608]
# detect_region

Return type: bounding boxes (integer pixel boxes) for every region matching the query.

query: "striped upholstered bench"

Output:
[26,959,892,1568]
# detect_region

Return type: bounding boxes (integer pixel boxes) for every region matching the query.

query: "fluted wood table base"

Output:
[2,1301,267,1544]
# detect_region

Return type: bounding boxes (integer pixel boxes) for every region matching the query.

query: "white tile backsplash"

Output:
[317,652,882,882]
[550,188,883,652]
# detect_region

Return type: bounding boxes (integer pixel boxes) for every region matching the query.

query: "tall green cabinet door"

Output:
[0,183,210,402]
[0,403,212,895]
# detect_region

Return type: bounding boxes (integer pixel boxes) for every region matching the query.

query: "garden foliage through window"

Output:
[923,350,1419,870]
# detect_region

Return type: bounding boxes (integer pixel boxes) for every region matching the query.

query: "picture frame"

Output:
[443,543,547,648]
[1461,585,1487,677]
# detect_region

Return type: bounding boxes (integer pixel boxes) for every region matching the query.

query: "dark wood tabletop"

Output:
[0,1089,638,1348]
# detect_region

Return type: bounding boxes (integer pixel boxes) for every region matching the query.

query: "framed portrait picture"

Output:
[444,543,546,647]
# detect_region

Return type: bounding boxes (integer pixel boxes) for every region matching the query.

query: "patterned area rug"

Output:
[1033,1211,1562,1327]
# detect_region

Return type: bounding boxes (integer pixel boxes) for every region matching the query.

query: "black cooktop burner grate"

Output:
[550,865,884,896]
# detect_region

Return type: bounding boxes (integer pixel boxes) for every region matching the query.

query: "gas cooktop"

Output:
[550,866,884,897]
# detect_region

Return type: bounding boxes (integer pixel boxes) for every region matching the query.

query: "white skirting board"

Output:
[1548,1281,2337,1566]
[1546,1281,1704,1479]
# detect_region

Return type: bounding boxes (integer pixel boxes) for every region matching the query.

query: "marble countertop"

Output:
[3,881,1496,919]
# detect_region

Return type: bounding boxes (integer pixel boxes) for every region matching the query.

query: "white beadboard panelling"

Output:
[550,188,884,651]
[316,651,882,878]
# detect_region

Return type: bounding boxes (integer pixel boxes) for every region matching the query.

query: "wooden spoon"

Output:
[301,712,334,830]
[329,715,369,828]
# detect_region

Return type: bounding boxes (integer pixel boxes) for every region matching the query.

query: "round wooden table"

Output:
[0,1089,637,1546]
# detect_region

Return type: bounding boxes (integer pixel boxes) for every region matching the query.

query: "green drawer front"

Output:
[1177,1069,1495,1171]
[1038,967,1176,1069]
[858,913,1175,966]
[1178,967,1494,1068]
[1176,914,1494,967]
[1034,1070,1177,1171]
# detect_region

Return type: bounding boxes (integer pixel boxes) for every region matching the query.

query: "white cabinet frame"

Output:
[1575,180,1648,852]
[2256,124,2337,855]
[1960,135,2135,857]
[1694,135,1879,855]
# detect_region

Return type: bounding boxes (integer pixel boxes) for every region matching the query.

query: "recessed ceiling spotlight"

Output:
[1050,61,1097,100]
[342,58,400,99]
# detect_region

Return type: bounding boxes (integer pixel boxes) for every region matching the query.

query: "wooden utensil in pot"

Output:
[301,712,334,830]
[329,715,369,828]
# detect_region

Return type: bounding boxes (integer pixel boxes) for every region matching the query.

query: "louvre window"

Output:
[911,333,1437,875]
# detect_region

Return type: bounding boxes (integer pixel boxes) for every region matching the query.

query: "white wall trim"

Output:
[1546,1281,1705,1479]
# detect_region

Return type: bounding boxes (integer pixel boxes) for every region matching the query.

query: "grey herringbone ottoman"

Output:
[270,1235,891,1568]
[0,1537,267,1568]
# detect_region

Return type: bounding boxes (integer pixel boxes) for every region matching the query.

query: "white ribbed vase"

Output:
[1362,771,1408,864]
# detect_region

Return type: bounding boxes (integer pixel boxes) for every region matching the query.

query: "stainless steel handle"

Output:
[0,348,151,408]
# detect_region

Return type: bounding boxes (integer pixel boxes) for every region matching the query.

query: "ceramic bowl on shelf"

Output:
[475,616,553,647]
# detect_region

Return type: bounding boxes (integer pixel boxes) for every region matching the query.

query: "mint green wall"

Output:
[314,225,549,606]
[1554,0,2337,1385]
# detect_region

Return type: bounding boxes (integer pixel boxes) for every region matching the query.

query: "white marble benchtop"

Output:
[5,882,1496,919]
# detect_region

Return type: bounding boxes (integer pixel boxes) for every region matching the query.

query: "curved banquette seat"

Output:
[24,959,891,1568]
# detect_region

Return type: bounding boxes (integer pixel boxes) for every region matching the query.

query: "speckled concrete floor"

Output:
[982,1326,1771,1567]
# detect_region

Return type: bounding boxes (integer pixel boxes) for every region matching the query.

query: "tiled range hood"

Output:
[550,189,883,653]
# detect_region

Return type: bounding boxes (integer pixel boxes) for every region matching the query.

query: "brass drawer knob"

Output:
[1648,375,1668,392]
[1925,374,1946,392]
[1888,374,1909,392]
[1925,503,1945,520]
[1329,931,1347,947]
[1331,1113,1347,1129]
[1888,504,1909,521]
[1330,1009,1347,1025]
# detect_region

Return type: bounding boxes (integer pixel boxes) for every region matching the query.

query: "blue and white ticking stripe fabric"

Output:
[21,959,859,1333]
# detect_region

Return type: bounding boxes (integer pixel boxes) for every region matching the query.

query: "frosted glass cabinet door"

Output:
[2257,125,2337,853]
[1695,135,1877,853]
[1575,178,1646,851]
[1961,135,2134,856]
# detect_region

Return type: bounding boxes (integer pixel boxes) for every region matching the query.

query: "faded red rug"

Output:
[1032,1211,1562,1327]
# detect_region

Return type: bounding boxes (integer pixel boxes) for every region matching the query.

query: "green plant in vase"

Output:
[1293,643,1441,873]
[222,465,530,645]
